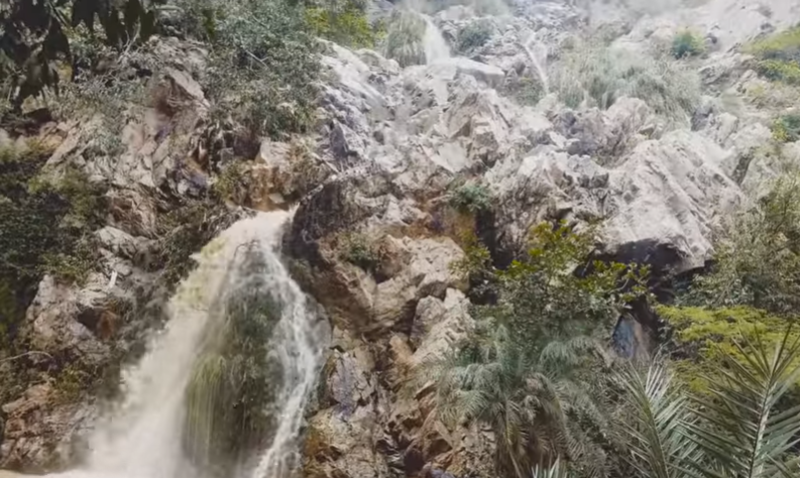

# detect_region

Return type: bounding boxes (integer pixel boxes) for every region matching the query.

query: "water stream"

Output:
[423,16,451,63]
[48,211,327,478]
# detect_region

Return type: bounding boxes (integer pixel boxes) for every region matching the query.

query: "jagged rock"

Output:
[0,384,92,473]
[411,289,473,363]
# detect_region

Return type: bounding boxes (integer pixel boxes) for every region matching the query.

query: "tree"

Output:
[616,332,800,478]
[0,0,158,112]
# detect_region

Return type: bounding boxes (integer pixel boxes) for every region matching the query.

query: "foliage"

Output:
[615,360,696,478]
[616,333,800,478]
[553,43,701,123]
[494,222,649,350]
[456,20,494,55]
[304,0,378,49]
[671,30,705,59]
[380,9,426,67]
[449,182,492,214]
[660,305,800,391]
[771,114,800,143]
[0,143,105,346]
[338,232,381,272]
[183,246,283,475]
[194,0,321,139]
[747,27,800,85]
[503,75,545,107]
[0,0,158,111]
[426,221,650,477]
[678,174,800,315]
[424,321,613,478]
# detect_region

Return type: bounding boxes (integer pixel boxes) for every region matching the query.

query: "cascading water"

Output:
[48,211,327,478]
[422,16,451,64]
[522,35,549,95]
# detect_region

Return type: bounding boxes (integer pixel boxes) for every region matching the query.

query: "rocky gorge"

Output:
[1,0,800,477]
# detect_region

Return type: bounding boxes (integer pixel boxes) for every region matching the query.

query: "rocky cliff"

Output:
[1,0,799,475]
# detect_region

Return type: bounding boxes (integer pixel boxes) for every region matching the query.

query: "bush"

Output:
[771,113,800,142]
[0,143,105,346]
[338,232,381,272]
[678,173,800,315]
[671,30,705,59]
[380,9,426,67]
[304,0,378,48]
[455,20,493,55]
[448,182,491,214]
[747,26,800,84]
[426,221,650,477]
[502,75,545,106]
[552,43,701,123]
[193,0,321,139]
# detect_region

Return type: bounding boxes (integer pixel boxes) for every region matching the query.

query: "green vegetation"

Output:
[553,43,701,123]
[658,305,800,391]
[304,0,379,49]
[0,0,157,112]
[448,182,492,214]
[771,113,800,142]
[381,9,427,67]
[679,174,800,315]
[455,20,494,55]
[0,143,105,346]
[183,248,283,475]
[747,26,800,85]
[503,75,545,106]
[425,221,649,478]
[338,232,381,272]
[614,335,800,478]
[671,30,705,59]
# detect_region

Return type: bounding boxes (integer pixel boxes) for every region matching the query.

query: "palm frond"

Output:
[687,330,800,478]
[532,458,568,478]
[616,359,698,478]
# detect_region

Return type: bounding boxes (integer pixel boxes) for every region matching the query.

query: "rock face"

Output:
[291,0,800,476]
[4,0,800,474]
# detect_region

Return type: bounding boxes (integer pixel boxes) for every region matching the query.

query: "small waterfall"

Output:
[422,16,450,64]
[46,211,327,478]
[523,35,549,95]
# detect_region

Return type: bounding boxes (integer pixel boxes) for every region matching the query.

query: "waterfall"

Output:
[46,211,327,478]
[423,16,450,64]
[522,35,549,95]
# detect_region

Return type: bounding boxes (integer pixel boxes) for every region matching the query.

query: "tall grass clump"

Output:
[380,9,426,67]
[552,42,701,124]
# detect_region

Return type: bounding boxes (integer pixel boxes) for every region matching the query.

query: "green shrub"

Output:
[338,232,380,272]
[679,173,800,315]
[771,114,800,142]
[0,144,106,347]
[196,0,321,139]
[455,20,493,55]
[502,75,545,106]
[747,27,800,84]
[304,0,378,48]
[671,30,705,59]
[380,9,426,67]
[658,305,800,391]
[552,43,701,123]
[448,183,491,213]
[428,221,650,477]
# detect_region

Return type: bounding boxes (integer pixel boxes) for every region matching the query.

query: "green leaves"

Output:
[688,333,800,478]
[0,0,158,110]
[616,361,698,478]
[616,332,800,478]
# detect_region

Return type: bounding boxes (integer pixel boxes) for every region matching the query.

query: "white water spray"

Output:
[47,211,327,478]
[522,35,549,95]
[423,16,451,64]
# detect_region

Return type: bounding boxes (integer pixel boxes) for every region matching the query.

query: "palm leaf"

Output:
[687,330,800,478]
[616,359,698,478]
